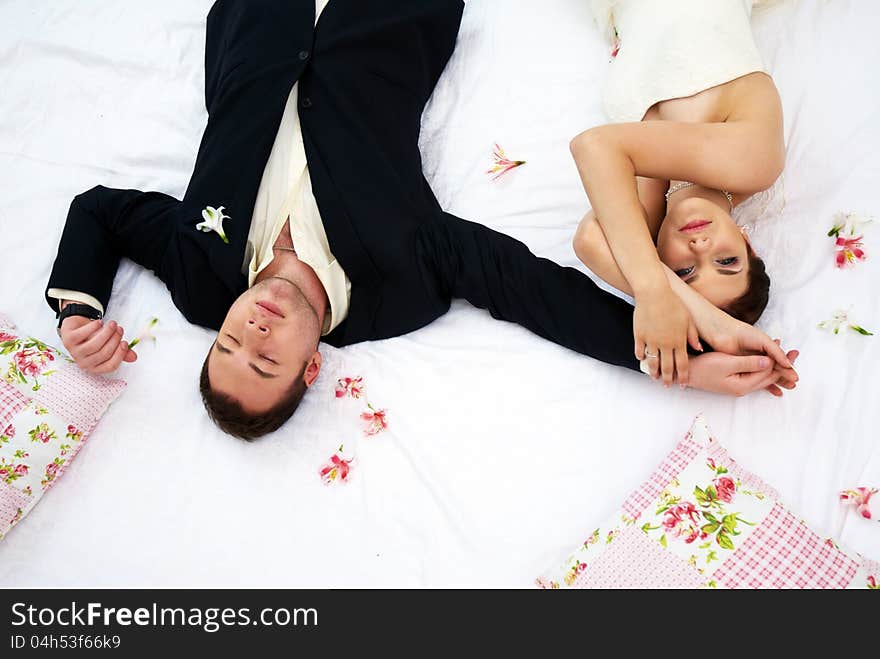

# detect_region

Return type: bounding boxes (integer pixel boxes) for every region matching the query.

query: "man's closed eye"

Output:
[214,341,278,379]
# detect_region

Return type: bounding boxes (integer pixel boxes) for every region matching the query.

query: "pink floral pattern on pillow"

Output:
[0,315,125,540]
[1,336,62,392]
[538,415,877,589]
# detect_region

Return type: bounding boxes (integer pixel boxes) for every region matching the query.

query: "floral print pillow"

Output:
[537,415,879,590]
[1,334,62,393]
[0,314,125,540]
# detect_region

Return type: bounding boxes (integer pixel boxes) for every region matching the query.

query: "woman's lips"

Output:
[256,301,284,318]
[679,220,712,233]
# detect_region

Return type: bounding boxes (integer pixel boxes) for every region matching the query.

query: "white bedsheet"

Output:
[1,0,878,587]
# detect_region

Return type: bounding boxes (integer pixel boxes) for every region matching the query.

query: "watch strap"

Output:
[57,303,103,329]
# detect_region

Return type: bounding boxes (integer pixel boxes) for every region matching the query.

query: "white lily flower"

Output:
[828,211,873,238]
[817,308,873,336]
[196,205,230,244]
[128,317,159,348]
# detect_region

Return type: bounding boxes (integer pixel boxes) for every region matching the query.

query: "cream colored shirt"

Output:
[245,0,349,336]
[50,0,350,336]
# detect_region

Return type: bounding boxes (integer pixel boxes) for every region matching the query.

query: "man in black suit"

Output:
[47,0,798,439]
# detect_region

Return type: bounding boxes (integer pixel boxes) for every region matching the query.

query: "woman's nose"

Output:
[689,237,711,253]
[247,319,269,334]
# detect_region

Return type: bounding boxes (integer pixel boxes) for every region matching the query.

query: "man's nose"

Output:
[247,319,270,335]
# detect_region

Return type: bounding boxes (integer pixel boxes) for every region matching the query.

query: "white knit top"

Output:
[591,0,769,122]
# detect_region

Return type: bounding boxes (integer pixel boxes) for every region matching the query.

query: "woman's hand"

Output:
[687,348,799,397]
[633,284,702,386]
[701,308,794,370]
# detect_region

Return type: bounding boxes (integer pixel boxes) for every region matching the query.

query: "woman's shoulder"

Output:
[721,72,782,122]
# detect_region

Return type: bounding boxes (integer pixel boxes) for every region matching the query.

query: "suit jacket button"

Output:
[301,97,313,108]
[298,50,310,61]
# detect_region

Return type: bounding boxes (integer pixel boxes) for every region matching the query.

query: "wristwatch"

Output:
[57,303,103,331]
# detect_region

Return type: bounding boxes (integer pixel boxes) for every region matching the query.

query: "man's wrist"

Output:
[56,302,102,331]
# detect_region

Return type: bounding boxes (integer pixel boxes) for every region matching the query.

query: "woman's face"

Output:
[656,196,750,308]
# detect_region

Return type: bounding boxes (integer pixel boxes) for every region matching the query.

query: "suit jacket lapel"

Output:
[183,0,316,298]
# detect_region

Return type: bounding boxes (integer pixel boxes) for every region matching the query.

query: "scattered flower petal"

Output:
[611,26,620,58]
[334,376,365,399]
[361,404,388,436]
[840,487,878,521]
[128,317,159,349]
[828,211,874,238]
[835,235,867,268]
[817,308,873,336]
[319,445,353,485]
[196,205,230,244]
[487,143,526,181]
[829,212,872,268]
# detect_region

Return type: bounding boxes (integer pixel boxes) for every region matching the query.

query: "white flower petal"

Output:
[197,205,230,242]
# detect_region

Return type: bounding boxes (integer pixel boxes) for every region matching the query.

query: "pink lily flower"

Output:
[835,235,866,268]
[361,404,388,436]
[334,376,364,399]
[840,487,878,520]
[487,143,526,181]
[319,447,353,485]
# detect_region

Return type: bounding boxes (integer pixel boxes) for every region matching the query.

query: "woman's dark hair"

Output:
[199,354,307,440]
[722,244,770,325]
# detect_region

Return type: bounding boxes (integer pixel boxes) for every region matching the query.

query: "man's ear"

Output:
[303,351,322,388]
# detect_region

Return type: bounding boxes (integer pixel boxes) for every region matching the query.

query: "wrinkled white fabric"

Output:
[0,0,878,586]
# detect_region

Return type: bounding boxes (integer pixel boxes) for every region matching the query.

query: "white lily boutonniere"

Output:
[196,205,230,244]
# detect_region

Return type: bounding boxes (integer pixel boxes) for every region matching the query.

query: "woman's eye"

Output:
[260,354,277,365]
[675,266,695,277]
[717,257,739,266]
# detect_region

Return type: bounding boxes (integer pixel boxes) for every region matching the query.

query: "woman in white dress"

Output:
[571,0,795,389]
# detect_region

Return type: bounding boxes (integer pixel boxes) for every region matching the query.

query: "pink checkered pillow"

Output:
[0,313,125,540]
[537,415,880,589]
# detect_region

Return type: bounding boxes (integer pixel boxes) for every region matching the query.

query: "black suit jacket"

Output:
[46,0,640,372]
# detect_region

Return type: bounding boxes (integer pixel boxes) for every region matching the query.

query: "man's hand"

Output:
[59,316,137,375]
[687,349,799,397]
[633,284,702,387]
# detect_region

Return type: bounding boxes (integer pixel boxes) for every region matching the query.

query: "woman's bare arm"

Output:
[569,110,785,379]
[570,118,783,287]
[575,213,714,341]
[573,175,666,294]
[572,178,715,339]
